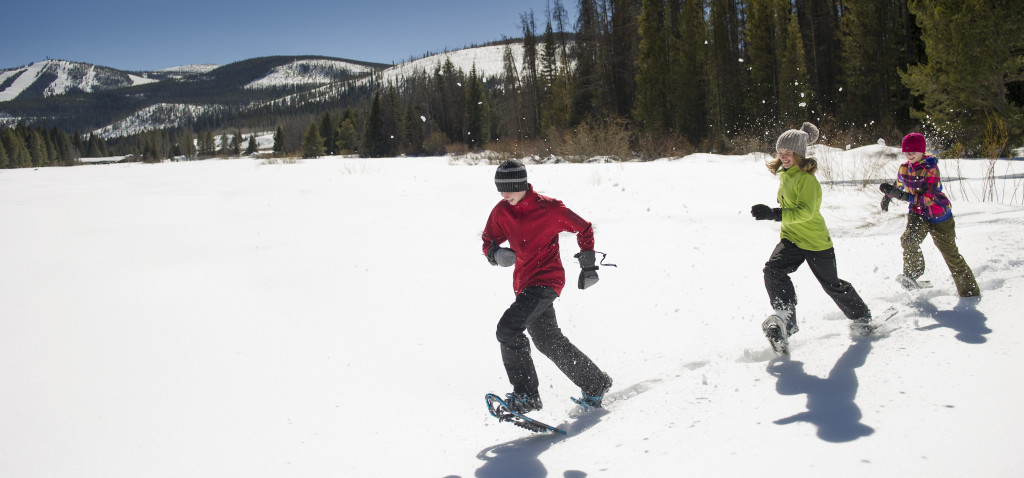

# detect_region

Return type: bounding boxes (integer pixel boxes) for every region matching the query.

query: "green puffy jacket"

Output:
[777,166,833,251]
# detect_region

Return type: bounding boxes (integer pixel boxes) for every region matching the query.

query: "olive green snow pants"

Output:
[901,214,980,297]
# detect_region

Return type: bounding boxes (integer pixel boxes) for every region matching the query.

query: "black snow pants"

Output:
[496,286,608,398]
[763,239,871,321]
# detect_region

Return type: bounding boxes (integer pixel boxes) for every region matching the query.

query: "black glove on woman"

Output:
[751,204,782,221]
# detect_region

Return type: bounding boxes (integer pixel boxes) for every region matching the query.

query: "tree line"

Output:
[1,0,1019,168]
[0,124,109,168]
[348,0,1022,159]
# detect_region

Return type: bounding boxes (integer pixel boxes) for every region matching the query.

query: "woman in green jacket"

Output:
[751,123,874,353]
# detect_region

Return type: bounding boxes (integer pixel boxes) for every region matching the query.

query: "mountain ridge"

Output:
[0,44,520,138]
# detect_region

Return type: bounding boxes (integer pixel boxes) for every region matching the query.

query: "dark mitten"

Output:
[751,204,782,221]
[487,245,517,267]
[575,251,599,289]
[880,195,892,211]
[879,182,910,201]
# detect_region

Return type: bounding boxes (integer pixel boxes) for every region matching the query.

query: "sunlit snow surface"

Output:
[2,145,1023,477]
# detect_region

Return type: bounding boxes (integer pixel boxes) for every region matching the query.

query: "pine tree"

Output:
[902,0,1023,150]
[28,130,48,167]
[540,20,559,133]
[319,111,335,155]
[218,133,230,156]
[245,135,258,155]
[552,0,572,68]
[777,4,811,126]
[498,42,524,140]
[839,0,914,130]
[142,136,159,162]
[363,92,387,157]
[464,65,489,149]
[198,131,216,157]
[705,0,747,149]
[336,119,358,153]
[301,121,324,158]
[380,86,402,155]
[50,127,74,165]
[795,0,842,115]
[3,129,32,168]
[71,130,85,158]
[520,11,542,137]
[744,0,779,126]
[435,58,466,143]
[609,0,640,118]
[43,129,58,165]
[230,131,242,156]
[634,0,671,133]
[0,134,8,168]
[403,103,425,155]
[181,130,197,159]
[671,0,709,143]
[273,126,285,156]
[572,0,604,124]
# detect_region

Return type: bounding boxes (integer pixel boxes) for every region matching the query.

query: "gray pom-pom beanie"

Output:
[775,122,820,157]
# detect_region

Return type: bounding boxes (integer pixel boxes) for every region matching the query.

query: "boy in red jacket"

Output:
[482,159,612,414]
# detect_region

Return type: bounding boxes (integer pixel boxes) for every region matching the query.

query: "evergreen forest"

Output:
[1,0,1020,167]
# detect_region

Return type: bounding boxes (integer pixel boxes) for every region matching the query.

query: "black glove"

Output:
[487,245,516,267]
[879,182,910,201]
[575,251,599,289]
[880,195,892,211]
[751,204,782,221]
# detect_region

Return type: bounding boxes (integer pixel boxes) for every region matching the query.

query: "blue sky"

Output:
[3,0,576,71]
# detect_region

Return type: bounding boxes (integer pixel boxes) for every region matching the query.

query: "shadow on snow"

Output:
[472,409,609,478]
[912,297,991,344]
[469,379,659,478]
[767,339,875,443]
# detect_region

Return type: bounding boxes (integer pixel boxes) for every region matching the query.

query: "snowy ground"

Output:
[1,147,1023,477]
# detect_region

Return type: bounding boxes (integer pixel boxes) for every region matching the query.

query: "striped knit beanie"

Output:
[495,160,527,192]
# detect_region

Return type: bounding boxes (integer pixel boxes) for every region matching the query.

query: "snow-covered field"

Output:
[1,146,1023,477]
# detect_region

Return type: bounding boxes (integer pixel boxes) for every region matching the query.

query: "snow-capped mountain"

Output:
[0,60,147,102]
[0,44,517,138]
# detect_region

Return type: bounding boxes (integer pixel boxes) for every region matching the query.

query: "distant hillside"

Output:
[0,55,391,136]
[0,60,147,102]
[0,44,522,139]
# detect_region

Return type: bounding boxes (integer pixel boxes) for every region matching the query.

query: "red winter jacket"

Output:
[482,185,595,296]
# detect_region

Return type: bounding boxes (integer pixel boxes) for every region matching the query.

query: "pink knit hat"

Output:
[902,133,927,153]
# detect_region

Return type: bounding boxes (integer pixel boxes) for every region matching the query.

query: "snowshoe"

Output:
[762,314,790,354]
[896,274,932,290]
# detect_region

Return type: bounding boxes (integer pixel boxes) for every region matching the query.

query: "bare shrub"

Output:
[487,138,555,161]
[635,131,696,160]
[980,114,1009,202]
[423,131,450,156]
[700,132,766,155]
[554,117,633,162]
[259,156,297,165]
[445,141,470,156]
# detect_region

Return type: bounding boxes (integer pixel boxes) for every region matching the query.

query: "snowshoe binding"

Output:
[571,375,613,411]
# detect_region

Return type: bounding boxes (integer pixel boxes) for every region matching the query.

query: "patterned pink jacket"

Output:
[896,155,952,223]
